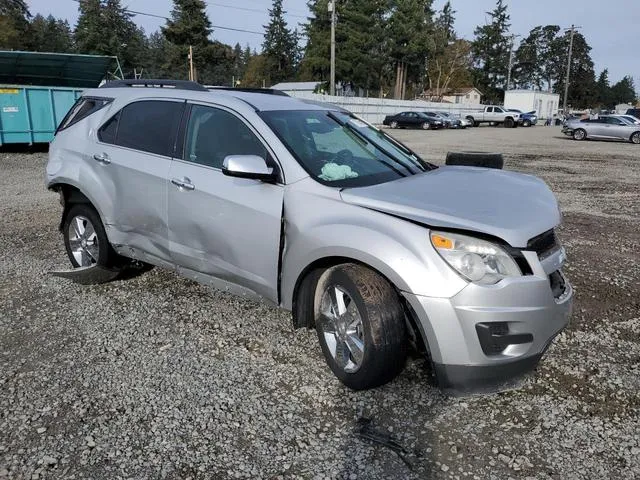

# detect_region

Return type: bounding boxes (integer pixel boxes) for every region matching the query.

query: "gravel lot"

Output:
[1,126,639,479]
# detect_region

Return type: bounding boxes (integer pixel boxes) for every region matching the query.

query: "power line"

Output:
[205,1,307,19]
[70,0,265,35]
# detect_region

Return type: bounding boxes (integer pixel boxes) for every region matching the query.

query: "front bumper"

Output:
[403,249,572,394]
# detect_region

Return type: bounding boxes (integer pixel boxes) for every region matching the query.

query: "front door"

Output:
[168,103,284,302]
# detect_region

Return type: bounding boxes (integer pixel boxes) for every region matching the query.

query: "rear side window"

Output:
[98,100,185,157]
[57,97,112,133]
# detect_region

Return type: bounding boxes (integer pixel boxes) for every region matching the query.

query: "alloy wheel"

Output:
[318,285,365,373]
[67,215,99,267]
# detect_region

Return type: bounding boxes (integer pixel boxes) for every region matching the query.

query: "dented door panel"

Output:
[167,159,284,302]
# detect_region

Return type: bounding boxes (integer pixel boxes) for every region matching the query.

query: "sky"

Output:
[26,0,639,90]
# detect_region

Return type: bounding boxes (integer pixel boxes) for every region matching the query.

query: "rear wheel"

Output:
[421,122,430,130]
[631,132,640,144]
[314,264,407,390]
[573,128,587,141]
[390,120,398,129]
[63,204,120,268]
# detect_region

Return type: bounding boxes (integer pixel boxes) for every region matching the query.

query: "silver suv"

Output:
[46,80,573,393]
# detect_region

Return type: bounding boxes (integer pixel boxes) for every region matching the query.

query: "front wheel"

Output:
[314,264,407,390]
[504,118,515,128]
[523,120,531,127]
[573,128,586,141]
[63,204,120,268]
[631,132,640,144]
[390,120,398,129]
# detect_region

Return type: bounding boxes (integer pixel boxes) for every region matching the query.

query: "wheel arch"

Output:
[630,131,640,143]
[49,182,105,233]
[290,255,429,354]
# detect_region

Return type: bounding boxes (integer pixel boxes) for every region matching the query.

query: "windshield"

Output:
[260,110,436,187]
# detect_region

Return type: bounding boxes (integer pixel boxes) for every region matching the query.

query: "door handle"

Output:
[93,153,111,165]
[171,177,195,191]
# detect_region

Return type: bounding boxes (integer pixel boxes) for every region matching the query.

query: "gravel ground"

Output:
[1,126,639,479]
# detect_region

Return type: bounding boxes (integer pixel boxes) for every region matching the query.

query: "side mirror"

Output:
[222,155,278,182]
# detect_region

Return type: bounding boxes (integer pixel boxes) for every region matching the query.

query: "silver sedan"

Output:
[562,116,640,144]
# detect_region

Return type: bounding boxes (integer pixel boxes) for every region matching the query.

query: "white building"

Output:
[615,103,633,114]
[504,90,560,119]
[442,87,483,105]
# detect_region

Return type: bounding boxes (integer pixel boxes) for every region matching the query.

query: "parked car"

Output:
[562,116,640,143]
[383,111,443,129]
[428,111,466,129]
[465,106,520,128]
[507,109,538,127]
[47,79,572,393]
[614,114,640,125]
[625,108,640,120]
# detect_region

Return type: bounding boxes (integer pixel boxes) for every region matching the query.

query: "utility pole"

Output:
[505,34,520,92]
[188,45,194,82]
[329,1,336,96]
[563,25,579,114]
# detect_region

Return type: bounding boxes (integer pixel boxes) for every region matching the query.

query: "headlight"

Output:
[430,231,522,285]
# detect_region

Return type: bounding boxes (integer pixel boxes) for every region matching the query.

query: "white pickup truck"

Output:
[465,106,520,128]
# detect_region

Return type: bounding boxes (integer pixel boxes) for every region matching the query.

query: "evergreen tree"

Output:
[262,0,299,85]
[27,14,74,53]
[471,0,511,103]
[144,31,169,78]
[552,32,597,109]
[0,0,31,49]
[75,0,145,75]
[610,76,637,106]
[162,0,234,84]
[387,0,434,99]
[437,1,455,41]
[595,69,613,108]
[298,0,331,82]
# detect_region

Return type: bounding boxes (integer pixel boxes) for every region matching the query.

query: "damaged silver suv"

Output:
[46,80,572,393]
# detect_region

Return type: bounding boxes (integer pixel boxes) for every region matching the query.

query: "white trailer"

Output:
[504,90,560,120]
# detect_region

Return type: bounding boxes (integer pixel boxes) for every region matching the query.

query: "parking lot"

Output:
[1,125,638,479]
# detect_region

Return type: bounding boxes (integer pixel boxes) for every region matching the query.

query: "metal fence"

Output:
[287,91,485,124]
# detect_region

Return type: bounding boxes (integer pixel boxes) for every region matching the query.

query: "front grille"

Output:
[527,229,559,259]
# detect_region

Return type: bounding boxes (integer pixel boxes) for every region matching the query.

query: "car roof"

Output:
[85,85,335,113]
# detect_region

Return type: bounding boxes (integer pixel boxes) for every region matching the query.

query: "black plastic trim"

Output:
[101,79,208,92]
[434,354,542,394]
[475,323,534,356]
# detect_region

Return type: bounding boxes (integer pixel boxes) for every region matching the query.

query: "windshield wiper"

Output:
[327,112,419,176]
[374,128,438,171]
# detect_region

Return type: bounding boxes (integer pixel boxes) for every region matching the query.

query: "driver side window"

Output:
[184,105,267,169]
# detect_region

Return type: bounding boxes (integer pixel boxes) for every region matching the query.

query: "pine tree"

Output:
[610,76,636,106]
[298,0,331,82]
[28,14,74,53]
[596,69,612,108]
[0,0,31,49]
[471,0,511,103]
[75,0,144,75]
[262,0,299,85]
[552,32,597,108]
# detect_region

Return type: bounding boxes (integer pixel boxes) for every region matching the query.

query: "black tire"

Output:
[523,120,531,127]
[504,118,515,128]
[631,132,640,144]
[573,128,587,141]
[390,120,398,129]
[421,122,430,130]
[63,204,120,269]
[473,121,480,127]
[314,264,407,390]
[466,116,475,127]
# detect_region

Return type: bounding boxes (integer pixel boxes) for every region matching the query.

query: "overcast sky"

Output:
[27,0,639,89]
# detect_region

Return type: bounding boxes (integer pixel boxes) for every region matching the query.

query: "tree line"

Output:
[0,0,636,109]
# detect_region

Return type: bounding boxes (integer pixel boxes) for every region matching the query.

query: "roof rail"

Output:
[207,86,289,97]
[100,79,208,92]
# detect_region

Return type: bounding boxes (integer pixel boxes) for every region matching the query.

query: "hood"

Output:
[340,166,561,247]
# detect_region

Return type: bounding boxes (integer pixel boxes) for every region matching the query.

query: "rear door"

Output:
[602,116,631,139]
[167,103,284,302]
[94,99,185,263]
